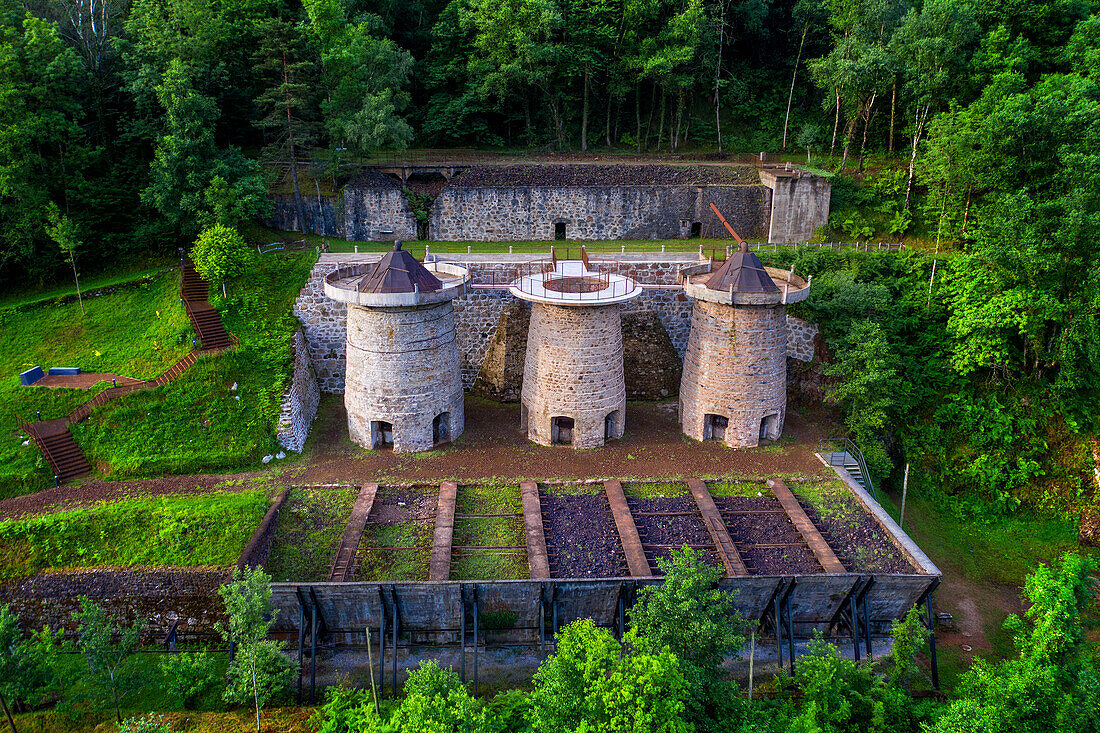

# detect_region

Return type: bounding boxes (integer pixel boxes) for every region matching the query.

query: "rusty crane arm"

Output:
[709,202,746,246]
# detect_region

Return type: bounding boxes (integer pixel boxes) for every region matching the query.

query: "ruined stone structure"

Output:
[431,185,768,241]
[324,244,469,452]
[276,329,321,453]
[512,260,642,448]
[678,247,811,448]
[759,167,832,243]
[266,163,830,243]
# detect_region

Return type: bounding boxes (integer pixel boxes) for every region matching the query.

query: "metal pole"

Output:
[379,596,386,697]
[926,597,940,690]
[296,606,304,703]
[392,589,398,698]
[538,596,545,659]
[310,604,318,703]
[460,588,466,682]
[473,590,479,697]
[850,594,861,662]
[774,593,783,670]
[900,464,910,529]
[863,583,874,660]
[785,591,795,675]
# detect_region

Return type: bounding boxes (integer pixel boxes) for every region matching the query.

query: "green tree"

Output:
[0,604,62,731]
[528,618,690,733]
[144,59,269,236]
[216,565,293,733]
[391,660,490,733]
[72,597,144,725]
[627,547,747,731]
[927,553,1099,733]
[191,224,251,297]
[302,0,413,167]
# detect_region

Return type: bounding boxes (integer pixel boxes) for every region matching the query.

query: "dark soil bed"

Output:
[793,483,913,574]
[354,487,436,581]
[626,496,720,574]
[715,496,822,575]
[541,491,628,578]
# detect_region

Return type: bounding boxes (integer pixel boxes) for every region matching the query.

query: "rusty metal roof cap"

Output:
[705,243,779,293]
[354,241,442,294]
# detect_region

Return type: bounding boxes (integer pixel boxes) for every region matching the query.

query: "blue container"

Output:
[19,366,44,386]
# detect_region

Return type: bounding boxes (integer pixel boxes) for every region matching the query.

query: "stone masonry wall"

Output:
[759,170,831,243]
[264,193,342,236]
[344,186,418,241]
[786,314,819,362]
[431,185,768,241]
[0,569,227,634]
[276,330,321,453]
[293,255,818,394]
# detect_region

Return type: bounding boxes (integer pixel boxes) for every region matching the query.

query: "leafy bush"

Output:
[159,651,219,709]
[119,714,173,733]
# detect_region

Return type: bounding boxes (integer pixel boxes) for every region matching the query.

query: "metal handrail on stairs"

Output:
[819,438,878,502]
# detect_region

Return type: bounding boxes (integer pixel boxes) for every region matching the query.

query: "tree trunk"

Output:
[643,83,657,151]
[888,78,896,154]
[782,22,809,152]
[713,1,727,153]
[673,89,683,151]
[904,106,928,209]
[253,662,261,733]
[284,52,306,235]
[635,83,642,153]
[0,691,17,733]
[110,670,121,724]
[581,63,590,151]
[839,117,856,173]
[857,93,877,173]
[962,184,972,234]
[830,89,840,154]
[656,90,666,152]
[605,92,613,147]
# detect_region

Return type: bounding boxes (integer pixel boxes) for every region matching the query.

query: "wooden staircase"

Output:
[181,261,232,350]
[23,419,92,484]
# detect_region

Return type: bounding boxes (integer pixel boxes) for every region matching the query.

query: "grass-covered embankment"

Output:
[72,251,316,479]
[0,270,193,497]
[0,490,271,579]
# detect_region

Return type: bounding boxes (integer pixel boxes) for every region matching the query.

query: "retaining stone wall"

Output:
[264,193,341,236]
[276,330,320,453]
[431,185,768,241]
[786,314,819,362]
[0,569,227,634]
[294,256,817,394]
[344,186,417,241]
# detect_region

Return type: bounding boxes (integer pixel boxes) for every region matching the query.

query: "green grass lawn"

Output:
[355,521,433,581]
[452,483,526,580]
[70,250,316,480]
[0,269,193,497]
[264,485,358,582]
[706,481,767,497]
[0,490,270,579]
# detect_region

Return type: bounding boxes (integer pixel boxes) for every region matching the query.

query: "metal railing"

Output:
[819,438,878,502]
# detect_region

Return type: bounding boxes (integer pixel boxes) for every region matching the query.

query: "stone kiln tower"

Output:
[324,243,469,452]
[511,255,642,448]
[678,244,810,447]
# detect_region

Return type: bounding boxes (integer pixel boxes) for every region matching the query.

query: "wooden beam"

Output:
[769,478,846,574]
[686,478,748,576]
[602,480,653,577]
[327,482,379,582]
[429,481,458,581]
[520,481,551,579]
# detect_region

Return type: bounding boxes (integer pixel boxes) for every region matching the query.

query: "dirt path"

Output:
[30,372,145,389]
[297,398,838,485]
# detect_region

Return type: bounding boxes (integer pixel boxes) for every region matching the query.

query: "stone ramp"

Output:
[328,483,379,582]
[769,478,846,574]
[520,481,550,579]
[429,481,458,581]
[602,480,653,577]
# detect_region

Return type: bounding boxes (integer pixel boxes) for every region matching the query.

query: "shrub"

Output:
[119,714,172,733]
[159,651,219,709]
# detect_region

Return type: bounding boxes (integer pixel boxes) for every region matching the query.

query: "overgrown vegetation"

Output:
[70,251,315,479]
[452,484,526,580]
[0,491,270,579]
[264,486,358,582]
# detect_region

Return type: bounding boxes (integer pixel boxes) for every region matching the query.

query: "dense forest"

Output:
[2,0,1099,515]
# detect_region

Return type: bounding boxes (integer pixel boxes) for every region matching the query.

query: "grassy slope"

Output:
[72,251,316,479]
[0,270,193,496]
[0,490,270,579]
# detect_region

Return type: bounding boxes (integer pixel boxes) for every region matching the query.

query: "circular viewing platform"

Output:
[509,259,642,306]
[325,261,469,307]
[679,261,810,306]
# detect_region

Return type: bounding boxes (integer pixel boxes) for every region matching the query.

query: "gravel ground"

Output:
[796,494,913,574]
[449,164,754,187]
[716,496,822,575]
[627,496,721,573]
[541,492,628,578]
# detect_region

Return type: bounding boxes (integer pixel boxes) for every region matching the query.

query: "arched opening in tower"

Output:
[433,412,451,445]
[704,414,728,441]
[551,416,574,445]
[371,421,394,450]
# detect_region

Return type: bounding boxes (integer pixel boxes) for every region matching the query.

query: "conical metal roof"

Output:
[354,241,442,294]
[705,242,779,293]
